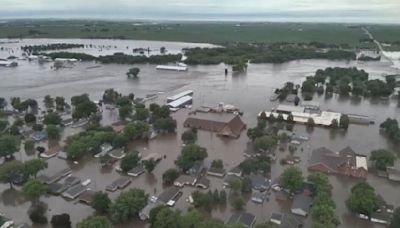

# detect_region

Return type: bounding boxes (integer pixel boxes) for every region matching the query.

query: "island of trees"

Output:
[301,67,398,98]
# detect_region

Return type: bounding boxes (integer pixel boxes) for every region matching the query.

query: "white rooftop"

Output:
[167,95,192,108]
[356,156,368,170]
[167,90,193,101]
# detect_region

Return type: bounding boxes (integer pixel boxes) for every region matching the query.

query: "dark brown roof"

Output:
[184,112,245,138]
[310,147,359,172]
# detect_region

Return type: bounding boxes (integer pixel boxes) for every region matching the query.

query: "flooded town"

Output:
[1,1,400,227]
[0,35,400,228]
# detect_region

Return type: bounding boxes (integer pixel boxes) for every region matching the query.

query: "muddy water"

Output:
[0,38,217,58]
[1,42,400,227]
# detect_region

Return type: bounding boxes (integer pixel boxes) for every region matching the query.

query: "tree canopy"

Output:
[91,191,111,214]
[77,216,111,228]
[280,166,304,194]
[175,144,207,171]
[370,149,396,171]
[109,189,148,224]
[0,135,19,158]
[346,182,379,216]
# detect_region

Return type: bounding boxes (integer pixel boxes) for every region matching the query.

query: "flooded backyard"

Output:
[1,39,400,227]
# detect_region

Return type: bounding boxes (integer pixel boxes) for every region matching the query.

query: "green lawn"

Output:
[0,20,373,46]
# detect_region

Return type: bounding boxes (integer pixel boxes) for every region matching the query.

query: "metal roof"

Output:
[167,95,192,108]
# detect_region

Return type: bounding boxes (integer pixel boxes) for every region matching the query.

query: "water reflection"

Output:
[1,188,26,206]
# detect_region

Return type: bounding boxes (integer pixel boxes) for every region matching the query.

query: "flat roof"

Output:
[356,156,368,170]
[167,95,192,108]
[167,90,193,101]
[275,104,305,113]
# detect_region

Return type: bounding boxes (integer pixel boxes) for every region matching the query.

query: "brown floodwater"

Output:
[1,39,400,228]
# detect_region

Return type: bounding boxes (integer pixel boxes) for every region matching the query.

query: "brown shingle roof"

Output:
[184,112,245,138]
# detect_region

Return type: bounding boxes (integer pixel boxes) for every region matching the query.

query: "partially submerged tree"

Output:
[109,189,148,224]
[127,67,140,78]
[92,191,111,214]
[346,182,379,217]
[77,216,111,228]
[280,166,304,194]
[22,179,47,204]
[370,149,395,171]
[0,160,24,188]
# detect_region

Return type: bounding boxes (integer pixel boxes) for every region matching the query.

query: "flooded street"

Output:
[1,39,400,227]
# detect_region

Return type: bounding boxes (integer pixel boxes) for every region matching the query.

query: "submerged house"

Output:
[386,161,400,182]
[225,212,256,228]
[291,193,313,217]
[183,112,246,138]
[308,147,368,179]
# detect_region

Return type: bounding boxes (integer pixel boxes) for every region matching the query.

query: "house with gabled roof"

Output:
[308,146,368,178]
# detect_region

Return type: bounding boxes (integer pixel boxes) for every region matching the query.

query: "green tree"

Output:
[119,105,132,120]
[32,123,44,132]
[306,118,315,129]
[330,119,339,128]
[92,191,111,214]
[44,95,54,108]
[152,207,182,228]
[153,117,176,133]
[109,189,148,224]
[219,190,227,204]
[102,89,121,104]
[135,108,149,121]
[231,197,245,210]
[162,168,180,185]
[0,160,24,188]
[24,140,35,154]
[123,122,149,140]
[50,213,71,228]
[149,205,167,226]
[229,179,242,192]
[390,207,400,228]
[181,129,197,144]
[241,177,252,193]
[280,166,304,194]
[71,94,97,120]
[254,135,277,152]
[55,96,66,111]
[127,67,140,78]
[211,159,223,169]
[47,124,60,140]
[175,144,207,171]
[149,103,160,112]
[120,152,140,173]
[192,191,214,211]
[24,159,48,178]
[22,179,46,204]
[77,216,111,228]
[0,135,19,158]
[339,114,349,129]
[24,113,37,124]
[370,149,395,171]
[112,134,129,148]
[144,159,157,173]
[43,112,62,125]
[346,182,379,216]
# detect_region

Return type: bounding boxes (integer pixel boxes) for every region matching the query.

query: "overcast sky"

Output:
[0,0,399,23]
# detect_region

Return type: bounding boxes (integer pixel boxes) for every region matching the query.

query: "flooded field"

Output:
[1,39,400,228]
[0,38,217,58]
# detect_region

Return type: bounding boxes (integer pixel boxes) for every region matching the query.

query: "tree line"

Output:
[184,42,355,65]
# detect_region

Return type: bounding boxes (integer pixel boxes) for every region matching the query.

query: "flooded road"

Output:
[1,40,400,227]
